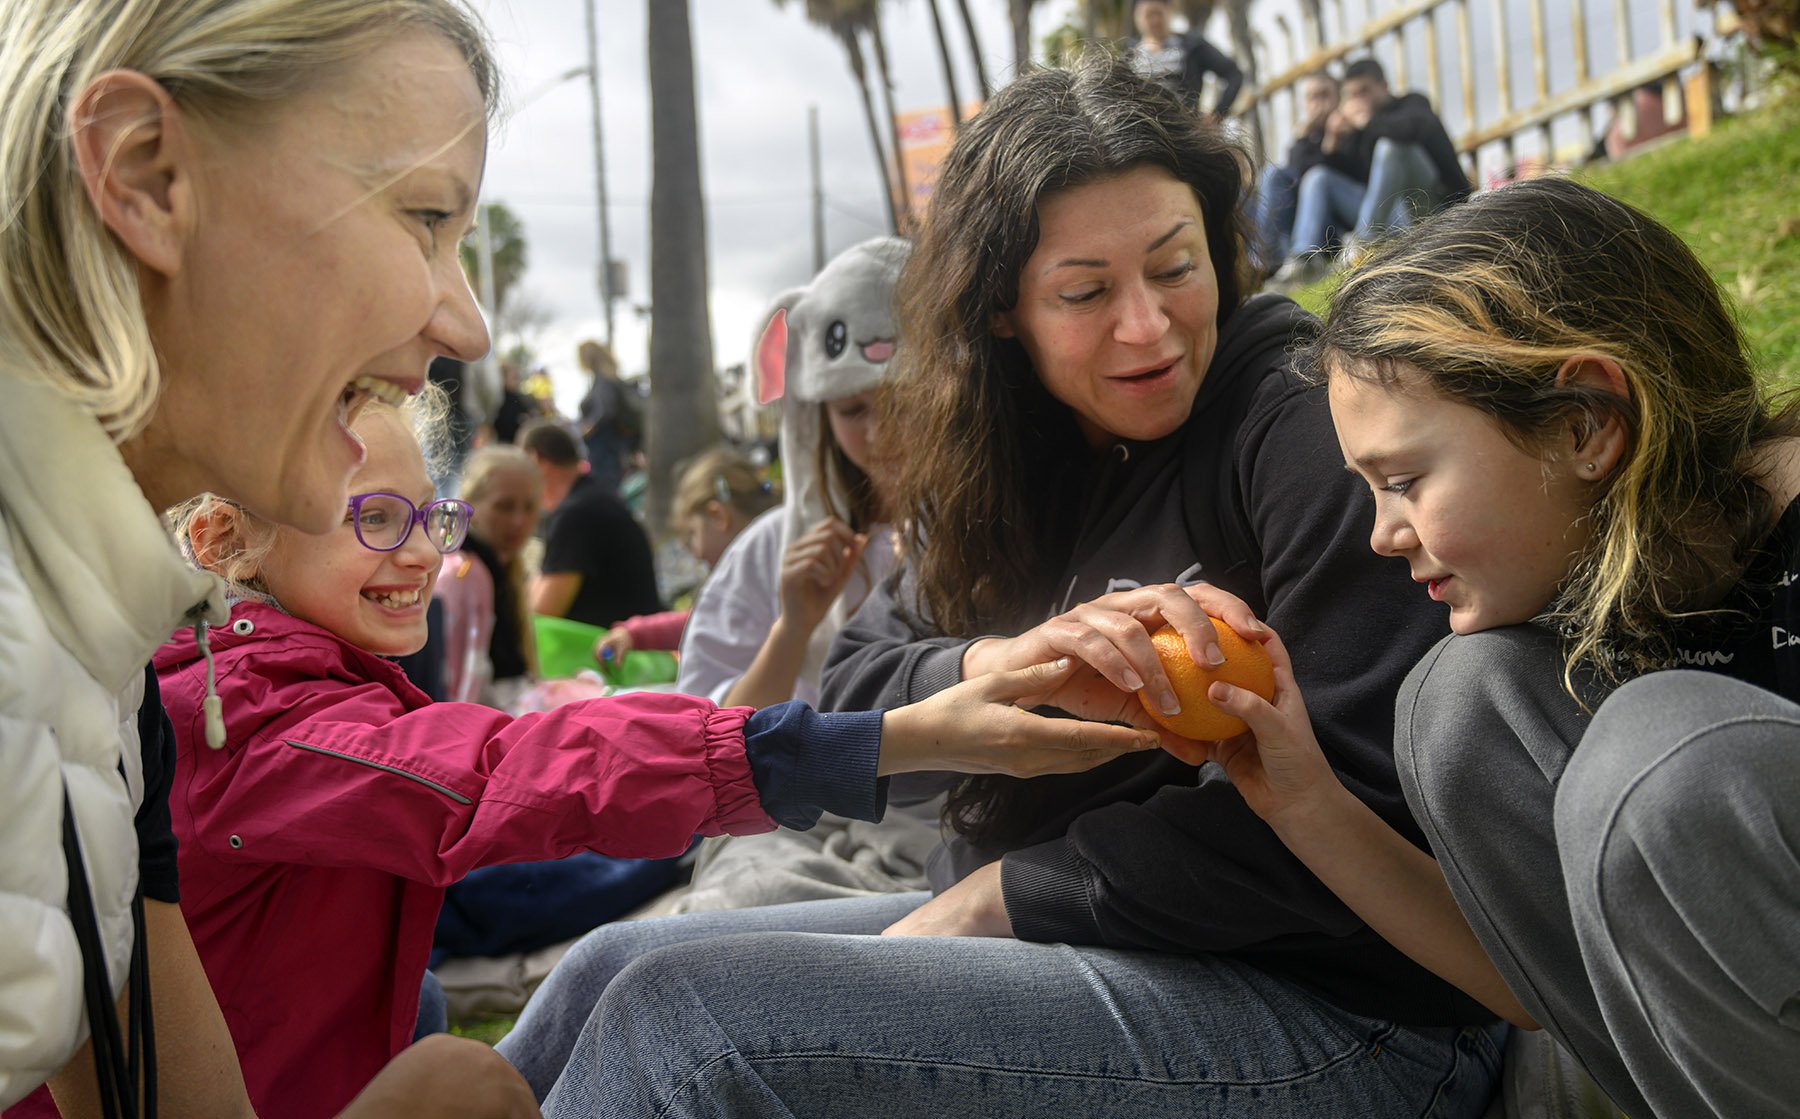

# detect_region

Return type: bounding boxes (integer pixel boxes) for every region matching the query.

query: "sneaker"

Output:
[1266,254,1330,292]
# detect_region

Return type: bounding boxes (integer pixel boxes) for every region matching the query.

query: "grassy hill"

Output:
[1291,95,1800,384]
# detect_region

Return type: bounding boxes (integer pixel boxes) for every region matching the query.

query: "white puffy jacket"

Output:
[0,375,223,1108]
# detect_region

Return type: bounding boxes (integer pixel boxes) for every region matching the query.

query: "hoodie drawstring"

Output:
[193,619,226,750]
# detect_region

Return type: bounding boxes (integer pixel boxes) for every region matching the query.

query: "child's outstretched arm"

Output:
[1204,628,1540,1029]
[723,518,865,709]
[165,635,1157,886]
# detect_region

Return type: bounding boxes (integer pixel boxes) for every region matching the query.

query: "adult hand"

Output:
[593,625,632,665]
[879,657,1162,777]
[778,518,867,637]
[337,1034,539,1118]
[882,862,1012,938]
[1192,626,1342,832]
[1323,108,1353,149]
[961,582,1265,727]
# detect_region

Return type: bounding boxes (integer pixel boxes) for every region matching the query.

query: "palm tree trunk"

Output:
[923,0,964,126]
[1223,0,1263,150]
[838,24,901,233]
[646,0,720,533]
[865,15,911,229]
[952,0,991,99]
[1009,0,1034,72]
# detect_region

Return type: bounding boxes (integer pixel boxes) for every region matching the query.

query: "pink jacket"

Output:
[153,603,774,1119]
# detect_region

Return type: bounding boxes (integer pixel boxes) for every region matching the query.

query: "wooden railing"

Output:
[1236,0,1719,183]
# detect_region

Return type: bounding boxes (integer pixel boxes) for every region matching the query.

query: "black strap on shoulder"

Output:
[60,785,156,1119]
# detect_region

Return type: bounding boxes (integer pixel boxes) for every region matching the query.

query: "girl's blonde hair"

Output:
[458,444,541,672]
[670,446,779,531]
[1313,177,1800,693]
[0,0,497,441]
[172,384,455,596]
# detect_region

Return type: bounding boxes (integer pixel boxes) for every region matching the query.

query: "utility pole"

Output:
[808,105,826,273]
[584,0,616,348]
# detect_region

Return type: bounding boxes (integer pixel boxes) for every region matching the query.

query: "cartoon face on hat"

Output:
[755,237,909,408]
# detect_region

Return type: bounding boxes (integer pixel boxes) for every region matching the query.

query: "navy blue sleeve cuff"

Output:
[1001,839,1103,945]
[744,702,888,830]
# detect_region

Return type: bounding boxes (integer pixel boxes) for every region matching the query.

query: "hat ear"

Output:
[755,308,788,405]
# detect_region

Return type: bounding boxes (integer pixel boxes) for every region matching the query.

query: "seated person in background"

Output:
[1252,70,1338,274]
[1271,57,1470,288]
[1122,0,1243,120]
[657,236,937,917]
[518,419,663,630]
[439,445,543,707]
[593,446,777,666]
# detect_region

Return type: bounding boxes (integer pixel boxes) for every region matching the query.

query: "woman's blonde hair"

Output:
[171,384,455,596]
[0,0,498,441]
[670,446,778,531]
[1313,177,1800,693]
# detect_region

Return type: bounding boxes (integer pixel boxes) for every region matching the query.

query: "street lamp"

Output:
[584,0,617,349]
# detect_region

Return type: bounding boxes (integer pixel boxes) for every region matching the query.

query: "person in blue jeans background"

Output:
[495,56,1505,1119]
[1251,69,1338,274]
[1271,57,1470,288]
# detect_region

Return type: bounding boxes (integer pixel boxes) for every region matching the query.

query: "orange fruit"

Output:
[1137,617,1276,741]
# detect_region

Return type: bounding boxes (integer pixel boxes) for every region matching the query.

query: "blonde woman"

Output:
[0,1,537,1114]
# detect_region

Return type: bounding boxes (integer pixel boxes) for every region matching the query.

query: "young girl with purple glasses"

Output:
[152,394,1164,1119]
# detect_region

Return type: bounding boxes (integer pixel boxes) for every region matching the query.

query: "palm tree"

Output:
[923,0,965,126]
[778,0,902,232]
[646,0,721,531]
[860,6,912,228]
[1008,0,1042,73]
[952,0,990,98]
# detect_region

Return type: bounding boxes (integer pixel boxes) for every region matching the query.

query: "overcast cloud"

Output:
[472,0,1028,411]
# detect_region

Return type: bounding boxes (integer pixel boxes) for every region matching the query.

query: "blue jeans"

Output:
[433,851,688,967]
[1288,139,1448,257]
[1252,164,1299,270]
[415,969,448,1040]
[499,893,1506,1117]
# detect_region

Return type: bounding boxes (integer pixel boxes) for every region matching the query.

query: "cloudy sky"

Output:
[472,0,1035,412]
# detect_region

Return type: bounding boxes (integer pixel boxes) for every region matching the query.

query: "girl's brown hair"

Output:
[1314,176,1800,692]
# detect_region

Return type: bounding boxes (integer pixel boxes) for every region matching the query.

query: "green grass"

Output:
[1579,97,1800,384]
[450,1015,516,1045]
[1289,96,1800,384]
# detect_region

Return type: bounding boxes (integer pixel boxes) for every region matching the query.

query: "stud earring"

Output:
[1583,462,1598,474]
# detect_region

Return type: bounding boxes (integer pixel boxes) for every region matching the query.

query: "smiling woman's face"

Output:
[995,165,1219,447]
[141,29,489,533]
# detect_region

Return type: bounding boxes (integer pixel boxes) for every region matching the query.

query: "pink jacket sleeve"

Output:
[174,667,775,885]
[621,609,690,652]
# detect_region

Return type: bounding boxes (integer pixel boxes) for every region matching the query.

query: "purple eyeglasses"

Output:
[345,492,472,554]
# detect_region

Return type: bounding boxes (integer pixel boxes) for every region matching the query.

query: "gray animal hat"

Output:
[753,236,909,683]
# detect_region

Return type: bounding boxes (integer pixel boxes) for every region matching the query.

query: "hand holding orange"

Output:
[1137,617,1275,740]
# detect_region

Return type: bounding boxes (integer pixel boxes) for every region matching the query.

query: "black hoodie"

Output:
[822,294,1490,1027]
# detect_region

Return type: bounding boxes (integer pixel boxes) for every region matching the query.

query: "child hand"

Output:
[594,625,633,664]
[1192,626,1342,829]
[778,518,867,635]
[878,658,1163,778]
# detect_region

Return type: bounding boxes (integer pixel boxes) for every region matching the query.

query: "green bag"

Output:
[532,614,679,686]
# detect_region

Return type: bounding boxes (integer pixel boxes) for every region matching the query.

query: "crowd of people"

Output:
[2,2,1794,1119]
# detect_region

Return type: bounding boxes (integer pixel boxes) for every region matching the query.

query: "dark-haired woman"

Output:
[496,57,1501,1118]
